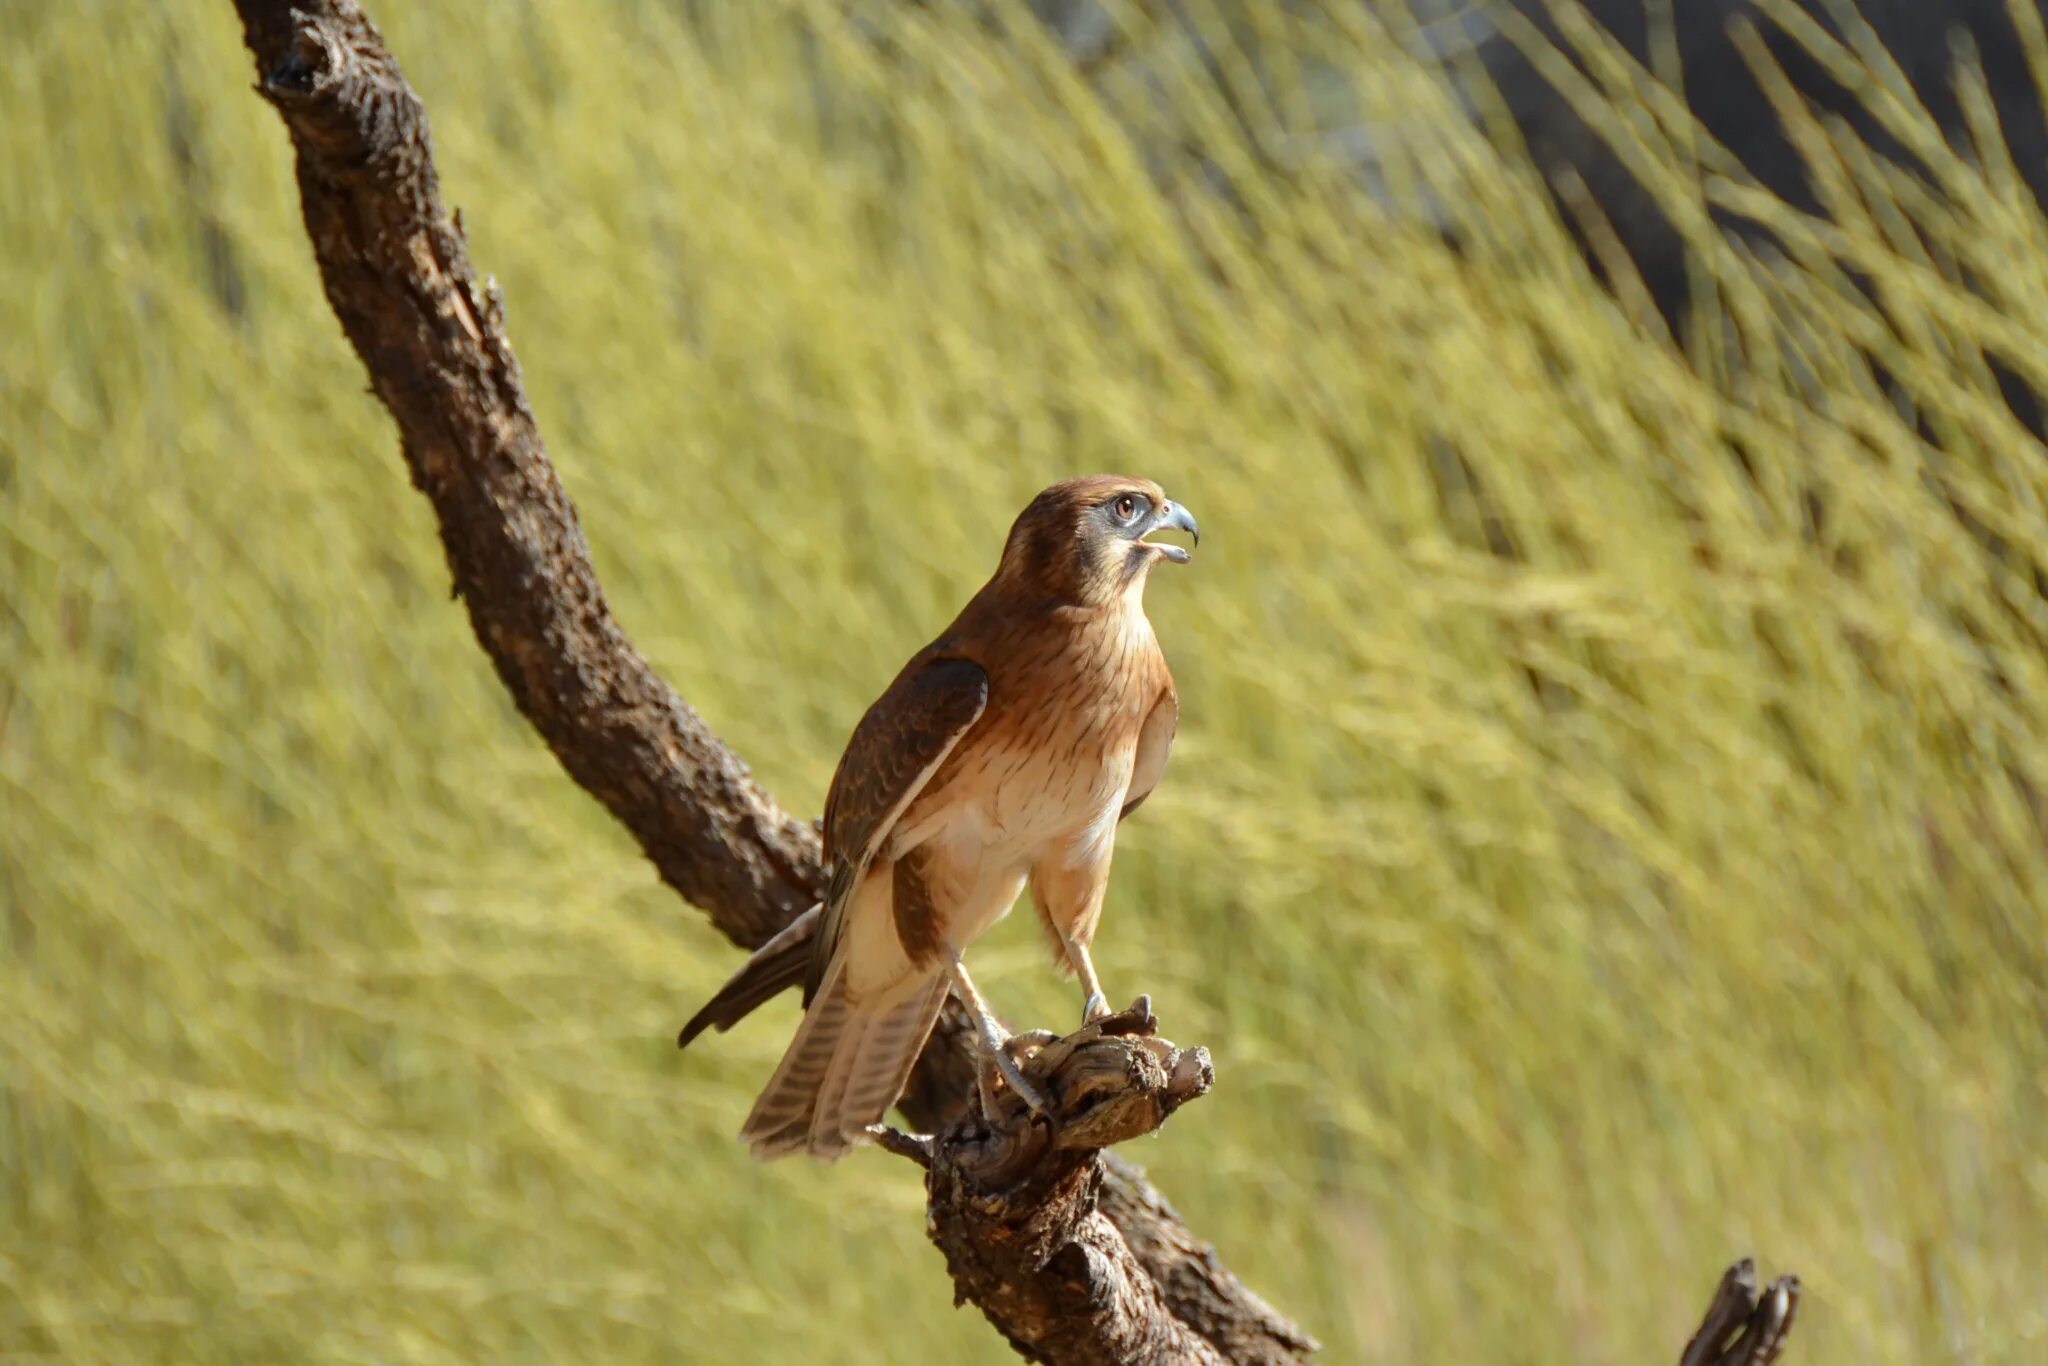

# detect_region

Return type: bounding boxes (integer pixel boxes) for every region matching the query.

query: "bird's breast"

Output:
[896,642,1153,866]
[878,606,1166,954]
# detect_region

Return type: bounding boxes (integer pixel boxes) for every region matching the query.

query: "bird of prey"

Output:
[676,475,1197,1161]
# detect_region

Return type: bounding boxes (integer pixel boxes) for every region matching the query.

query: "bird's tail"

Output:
[740,956,949,1162]
[676,903,820,1049]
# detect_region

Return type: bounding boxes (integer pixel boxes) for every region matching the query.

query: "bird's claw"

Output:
[973,1033,1048,1120]
[1082,992,1110,1023]
[993,1044,1048,1115]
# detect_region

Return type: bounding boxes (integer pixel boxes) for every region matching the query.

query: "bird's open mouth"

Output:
[1140,533,1192,563]
[1139,500,1199,563]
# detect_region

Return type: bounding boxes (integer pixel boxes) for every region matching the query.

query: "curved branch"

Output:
[229,0,819,950]
[226,2,1314,1359]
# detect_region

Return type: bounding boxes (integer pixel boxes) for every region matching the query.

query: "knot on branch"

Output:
[945,997,1212,1191]
[874,997,1216,1271]
[251,0,428,176]
[889,1002,1235,1364]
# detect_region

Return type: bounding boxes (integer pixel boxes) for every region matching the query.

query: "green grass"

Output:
[5,1,2048,1360]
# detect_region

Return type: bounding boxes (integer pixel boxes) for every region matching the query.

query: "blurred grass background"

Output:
[6,0,2048,1361]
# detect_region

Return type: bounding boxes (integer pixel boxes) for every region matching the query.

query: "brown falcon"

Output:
[677,476,1197,1161]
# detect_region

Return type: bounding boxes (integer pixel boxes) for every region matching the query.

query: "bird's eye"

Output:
[1112,495,1139,524]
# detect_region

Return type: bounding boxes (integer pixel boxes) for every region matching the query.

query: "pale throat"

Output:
[1115,561,1160,617]
[1105,586,1159,665]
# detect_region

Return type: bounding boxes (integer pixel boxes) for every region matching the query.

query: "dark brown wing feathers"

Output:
[891,844,947,970]
[675,909,816,1047]
[821,654,988,866]
[803,654,989,1002]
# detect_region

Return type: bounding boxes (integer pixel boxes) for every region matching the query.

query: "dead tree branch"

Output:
[227,1,1312,1359]
[1680,1259,1802,1366]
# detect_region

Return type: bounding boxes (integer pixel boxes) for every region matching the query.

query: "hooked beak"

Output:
[1141,500,1199,564]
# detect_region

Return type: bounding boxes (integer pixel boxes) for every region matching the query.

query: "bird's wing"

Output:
[805,655,989,1003]
[1119,685,1178,822]
[675,902,820,1048]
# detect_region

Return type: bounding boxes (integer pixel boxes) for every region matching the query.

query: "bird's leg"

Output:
[1030,861,1112,1024]
[1059,932,1111,1024]
[945,954,1047,1117]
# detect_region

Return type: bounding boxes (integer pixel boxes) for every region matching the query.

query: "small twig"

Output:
[1680,1258,1802,1366]
[869,1125,934,1169]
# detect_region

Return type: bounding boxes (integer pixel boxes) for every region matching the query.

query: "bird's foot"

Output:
[1082,992,1111,1024]
[995,1043,1049,1114]
[1003,1028,1060,1057]
[976,1036,1048,1118]
[929,999,1214,1184]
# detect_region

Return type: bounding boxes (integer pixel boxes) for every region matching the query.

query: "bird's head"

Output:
[995,475,1199,607]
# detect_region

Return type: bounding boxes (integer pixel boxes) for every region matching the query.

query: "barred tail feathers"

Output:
[740,958,948,1161]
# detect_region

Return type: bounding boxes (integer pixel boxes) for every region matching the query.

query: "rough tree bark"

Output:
[227,2,1796,1360]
